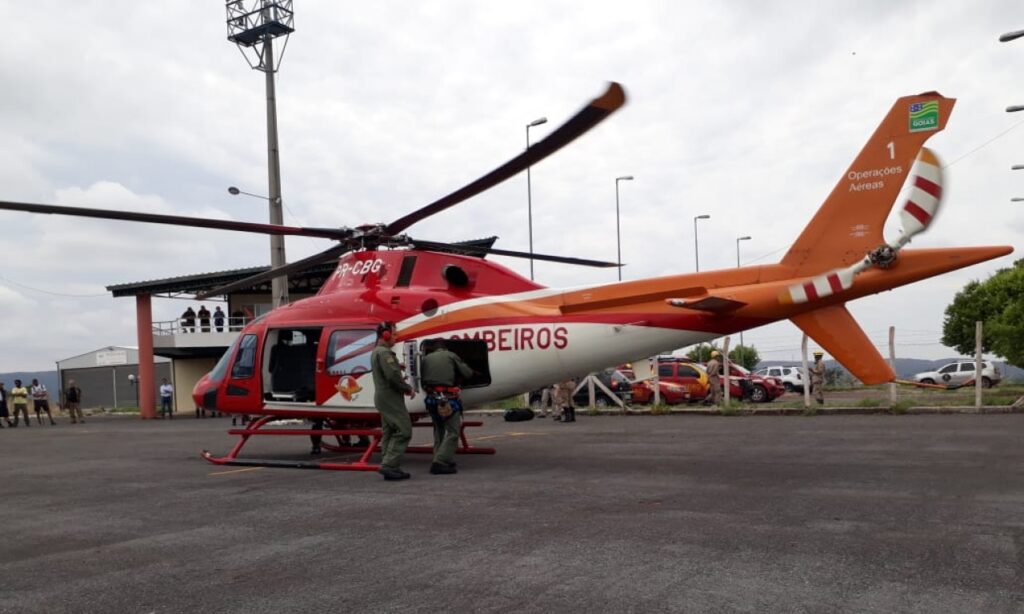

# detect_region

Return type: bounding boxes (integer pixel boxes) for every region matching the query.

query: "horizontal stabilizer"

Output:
[790,304,895,385]
[666,295,747,313]
[561,287,706,314]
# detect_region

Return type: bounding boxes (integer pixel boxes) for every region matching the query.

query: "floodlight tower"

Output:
[226,0,294,307]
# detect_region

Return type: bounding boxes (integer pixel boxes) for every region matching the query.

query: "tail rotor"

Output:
[780,147,944,305]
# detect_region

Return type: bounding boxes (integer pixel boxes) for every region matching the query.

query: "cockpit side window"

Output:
[326,329,376,376]
[231,334,259,379]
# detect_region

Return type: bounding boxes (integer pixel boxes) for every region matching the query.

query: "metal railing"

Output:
[152,317,252,336]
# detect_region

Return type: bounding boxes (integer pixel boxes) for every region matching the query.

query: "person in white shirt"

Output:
[31,379,55,425]
[159,378,174,419]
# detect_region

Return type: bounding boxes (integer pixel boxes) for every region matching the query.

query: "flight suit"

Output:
[705,358,722,405]
[421,348,473,467]
[371,341,413,470]
[809,358,826,404]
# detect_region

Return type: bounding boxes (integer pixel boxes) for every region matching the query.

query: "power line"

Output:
[0,276,109,298]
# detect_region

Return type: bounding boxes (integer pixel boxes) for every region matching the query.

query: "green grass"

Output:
[490,396,528,410]
[104,406,140,414]
[889,399,914,414]
[649,404,671,415]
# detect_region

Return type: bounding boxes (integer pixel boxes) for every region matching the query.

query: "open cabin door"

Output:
[417,338,491,389]
[263,327,323,403]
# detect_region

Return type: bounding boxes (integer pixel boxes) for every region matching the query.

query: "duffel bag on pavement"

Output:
[503,407,535,422]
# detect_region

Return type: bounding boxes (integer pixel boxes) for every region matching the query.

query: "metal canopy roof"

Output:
[106,262,337,298]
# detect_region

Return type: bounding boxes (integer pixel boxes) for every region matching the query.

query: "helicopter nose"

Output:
[192,375,218,411]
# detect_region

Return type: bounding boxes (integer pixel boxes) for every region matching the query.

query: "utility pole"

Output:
[226,0,294,307]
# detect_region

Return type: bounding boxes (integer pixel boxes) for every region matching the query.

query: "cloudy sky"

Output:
[1,1,1021,371]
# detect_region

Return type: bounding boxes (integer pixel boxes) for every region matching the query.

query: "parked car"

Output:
[913,361,1002,388]
[619,367,689,405]
[655,359,710,402]
[723,363,786,402]
[657,358,783,403]
[755,365,805,392]
[529,369,633,408]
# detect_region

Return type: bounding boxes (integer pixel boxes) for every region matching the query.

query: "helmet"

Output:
[711,350,721,358]
[813,351,824,358]
[376,321,396,341]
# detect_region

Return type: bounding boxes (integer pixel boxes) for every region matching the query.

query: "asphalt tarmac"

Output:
[2,412,1023,613]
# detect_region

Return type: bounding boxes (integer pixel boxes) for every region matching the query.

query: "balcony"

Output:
[151,318,252,358]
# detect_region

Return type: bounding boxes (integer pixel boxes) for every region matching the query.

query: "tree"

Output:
[686,344,720,362]
[942,259,1024,368]
[729,345,760,370]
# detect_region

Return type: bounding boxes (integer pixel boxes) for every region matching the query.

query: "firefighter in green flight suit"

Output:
[371,321,415,480]
[420,338,474,475]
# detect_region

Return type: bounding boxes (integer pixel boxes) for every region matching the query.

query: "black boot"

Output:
[565,407,576,422]
[430,462,457,475]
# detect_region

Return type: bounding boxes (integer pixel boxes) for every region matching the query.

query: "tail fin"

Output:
[790,304,894,384]
[782,93,956,276]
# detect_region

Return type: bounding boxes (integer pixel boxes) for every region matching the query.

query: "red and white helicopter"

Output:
[0,83,1012,471]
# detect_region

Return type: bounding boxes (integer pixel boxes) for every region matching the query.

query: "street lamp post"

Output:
[228,186,279,202]
[525,117,548,281]
[226,0,295,308]
[736,235,751,346]
[614,176,634,281]
[693,214,710,272]
[128,373,139,409]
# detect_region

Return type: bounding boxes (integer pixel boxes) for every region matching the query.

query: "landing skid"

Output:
[201,415,495,472]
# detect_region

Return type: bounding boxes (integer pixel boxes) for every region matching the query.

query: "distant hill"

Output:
[755,358,1023,382]
[0,371,59,393]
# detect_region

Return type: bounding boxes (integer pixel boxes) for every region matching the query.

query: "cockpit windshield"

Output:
[208,336,242,383]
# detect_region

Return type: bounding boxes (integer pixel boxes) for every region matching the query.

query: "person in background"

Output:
[553,378,577,422]
[213,306,226,332]
[810,351,826,405]
[197,305,212,333]
[31,378,55,425]
[0,381,9,427]
[705,351,723,406]
[65,379,84,424]
[181,306,196,333]
[229,308,244,332]
[10,379,30,427]
[159,378,174,419]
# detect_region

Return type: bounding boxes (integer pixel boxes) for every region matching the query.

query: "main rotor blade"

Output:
[411,239,620,268]
[385,82,626,236]
[196,243,351,299]
[0,200,350,240]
